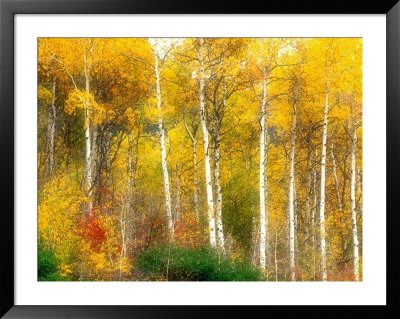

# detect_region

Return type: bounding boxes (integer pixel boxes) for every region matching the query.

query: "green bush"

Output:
[135,245,263,281]
[38,243,71,281]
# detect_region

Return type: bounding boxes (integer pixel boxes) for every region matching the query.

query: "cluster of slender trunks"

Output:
[47,38,360,281]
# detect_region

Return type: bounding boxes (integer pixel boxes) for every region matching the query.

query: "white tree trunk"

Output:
[84,109,92,210]
[259,66,268,270]
[154,52,174,240]
[288,102,297,281]
[319,89,329,281]
[198,38,216,247]
[212,128,225,252]
[83,46,93,212]
[264,127,269,263]
[47,77,56,178]
[91,127,98,186]
[350,112,360,281]
[212,76,226,253]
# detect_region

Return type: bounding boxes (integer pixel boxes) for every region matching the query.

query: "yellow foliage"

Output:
[38,85,53,105]
[37,37,363,281]
[38,175,88,266]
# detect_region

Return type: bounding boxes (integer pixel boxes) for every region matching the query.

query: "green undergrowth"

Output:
[135,244,263,281]
[38,243,72,281]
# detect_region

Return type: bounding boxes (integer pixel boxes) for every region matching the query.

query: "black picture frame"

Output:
[1,0,399,318]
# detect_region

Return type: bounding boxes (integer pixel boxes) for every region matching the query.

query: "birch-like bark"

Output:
[83,44,93,212]
[46,77,57,178]
[198,38,216,247]
[288,100,297,281]
[259,66,268,270]
[319,89,329,281]
[350,108,360,281]
[91,127,98,186]
[154,52,174,240]
[211,74,227,253]
[264,122,269,263]
[212,123,225,252]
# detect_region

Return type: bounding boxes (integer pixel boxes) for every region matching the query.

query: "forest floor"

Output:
[127,268,165,281]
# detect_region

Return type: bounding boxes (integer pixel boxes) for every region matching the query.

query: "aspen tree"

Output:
[350,102,360,281]
[259,65,268,270]
[198,38,217,247]
[318,85,329,281]
[153,47,174,239]
[46,77,57,178]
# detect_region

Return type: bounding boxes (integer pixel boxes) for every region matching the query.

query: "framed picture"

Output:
[1,0,398,317]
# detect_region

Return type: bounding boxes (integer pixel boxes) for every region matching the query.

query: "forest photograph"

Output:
[37,37,362,282]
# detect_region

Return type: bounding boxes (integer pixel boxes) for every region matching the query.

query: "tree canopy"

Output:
[38,37,362,281]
